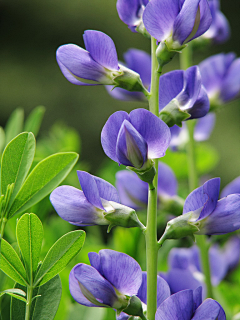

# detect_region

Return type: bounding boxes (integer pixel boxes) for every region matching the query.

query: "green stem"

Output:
[145,36,161,320]
[180,45,214,299]
[195,236,213,298]
[25,286,33,320]
[146,167,158,320]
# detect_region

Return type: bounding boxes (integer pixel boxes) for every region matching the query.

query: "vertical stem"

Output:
[145,36,161,320]
[25,286,33,320]
[180,45,214,299]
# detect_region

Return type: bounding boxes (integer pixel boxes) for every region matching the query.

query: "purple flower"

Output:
[162,238,240,295]
[155,288,226,320]
[182,178,240,235]
[116,162,177,210]
[199,53,240,105]
[101,109,171,170]
[201,0,230,44]
[160,178,240,240]
[117,272,171,319]
[159,66,210,125]
[50,171,142,229]
[221,176,240,198]
[116,0,149,33]
[56,30,145,92]
[106,48,151,102]
[69,249,142,312]
[142,0,212,48]
[170,113,216,149]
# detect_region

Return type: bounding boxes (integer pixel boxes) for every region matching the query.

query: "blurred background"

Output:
[0,0,240,187]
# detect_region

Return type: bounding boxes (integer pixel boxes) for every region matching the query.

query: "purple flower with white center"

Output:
[56,30,146,92]
[201,0,230,44]
[116,162,177,210]
[117,272,171,320]
[142,0,212,50]
[69,249,143,313]
[159,66,210,126]
[155,288,226,320]
[221,176,240,198]
[199,53,240,105]
[106,48,151,102]
[160,178,240,241]
[116,0,149,33]
[50,171,143,229]
[169,113,216,149]
[101,109,171,171]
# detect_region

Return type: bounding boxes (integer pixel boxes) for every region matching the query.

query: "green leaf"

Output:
[5,108,24,145]
[0,239,28,286]
[11,275,62,320]
[34,230,85,286]
[0,126,5,155]
[8,152,79,218]
[1,132,35,205]
[16,213,43,283]
[24,106,45,137]
[0,289,27,302]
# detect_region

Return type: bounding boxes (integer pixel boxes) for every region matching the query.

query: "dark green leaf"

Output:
[24,106,45,137]
[0,239,28,286]
[5,108,24,145]
[34,230,85,286]
[11,275,62,320]
[8,152,79,218]
[16,213,43,283]
[1,132,35,206]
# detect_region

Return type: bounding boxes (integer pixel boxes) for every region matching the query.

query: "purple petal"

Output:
[92,174,120,203]
[83,30,119,71]
[116,170,148,210]
[129,109,171,159]
[155,290,194,320]
[117,313,130,320]
[98,249,142,296]
[189,0,212,41]
[116,0,142,27]
[101,111,129,163]
[222,237,240,271]
[77,171,104,210]
[193,287,203,312]
[50,186,100,226]
[159,70,184,111]
[199,53,236,98]
[200,194,240,235]
[137,272,170,307]
[220,58,240,102]
[116,120,148,168]
[187,86,210,119]
[168,247,197,270]
[209,246,227,285]
[221,176,240,198]
[212,11,230,43]
[142,0,179,42]
[183,178,220,221]
[158,162,177,197]
[88,252,102,274]
[73,263,118,307]
[69,266,98,307]
[192,299,226,320]
[57,59,95,86]
[173,0,201,45]
[124,49,151,87]
[164,268,203,295]
[56,44,106,83]
[194,113,216,141]
[176,66,202,114]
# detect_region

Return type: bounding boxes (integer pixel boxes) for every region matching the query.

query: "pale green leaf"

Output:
[5,108,24,145]
[8,152,79,218]
[24,106,45,137]
[34,230,85,286]
[16,213,43,282]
